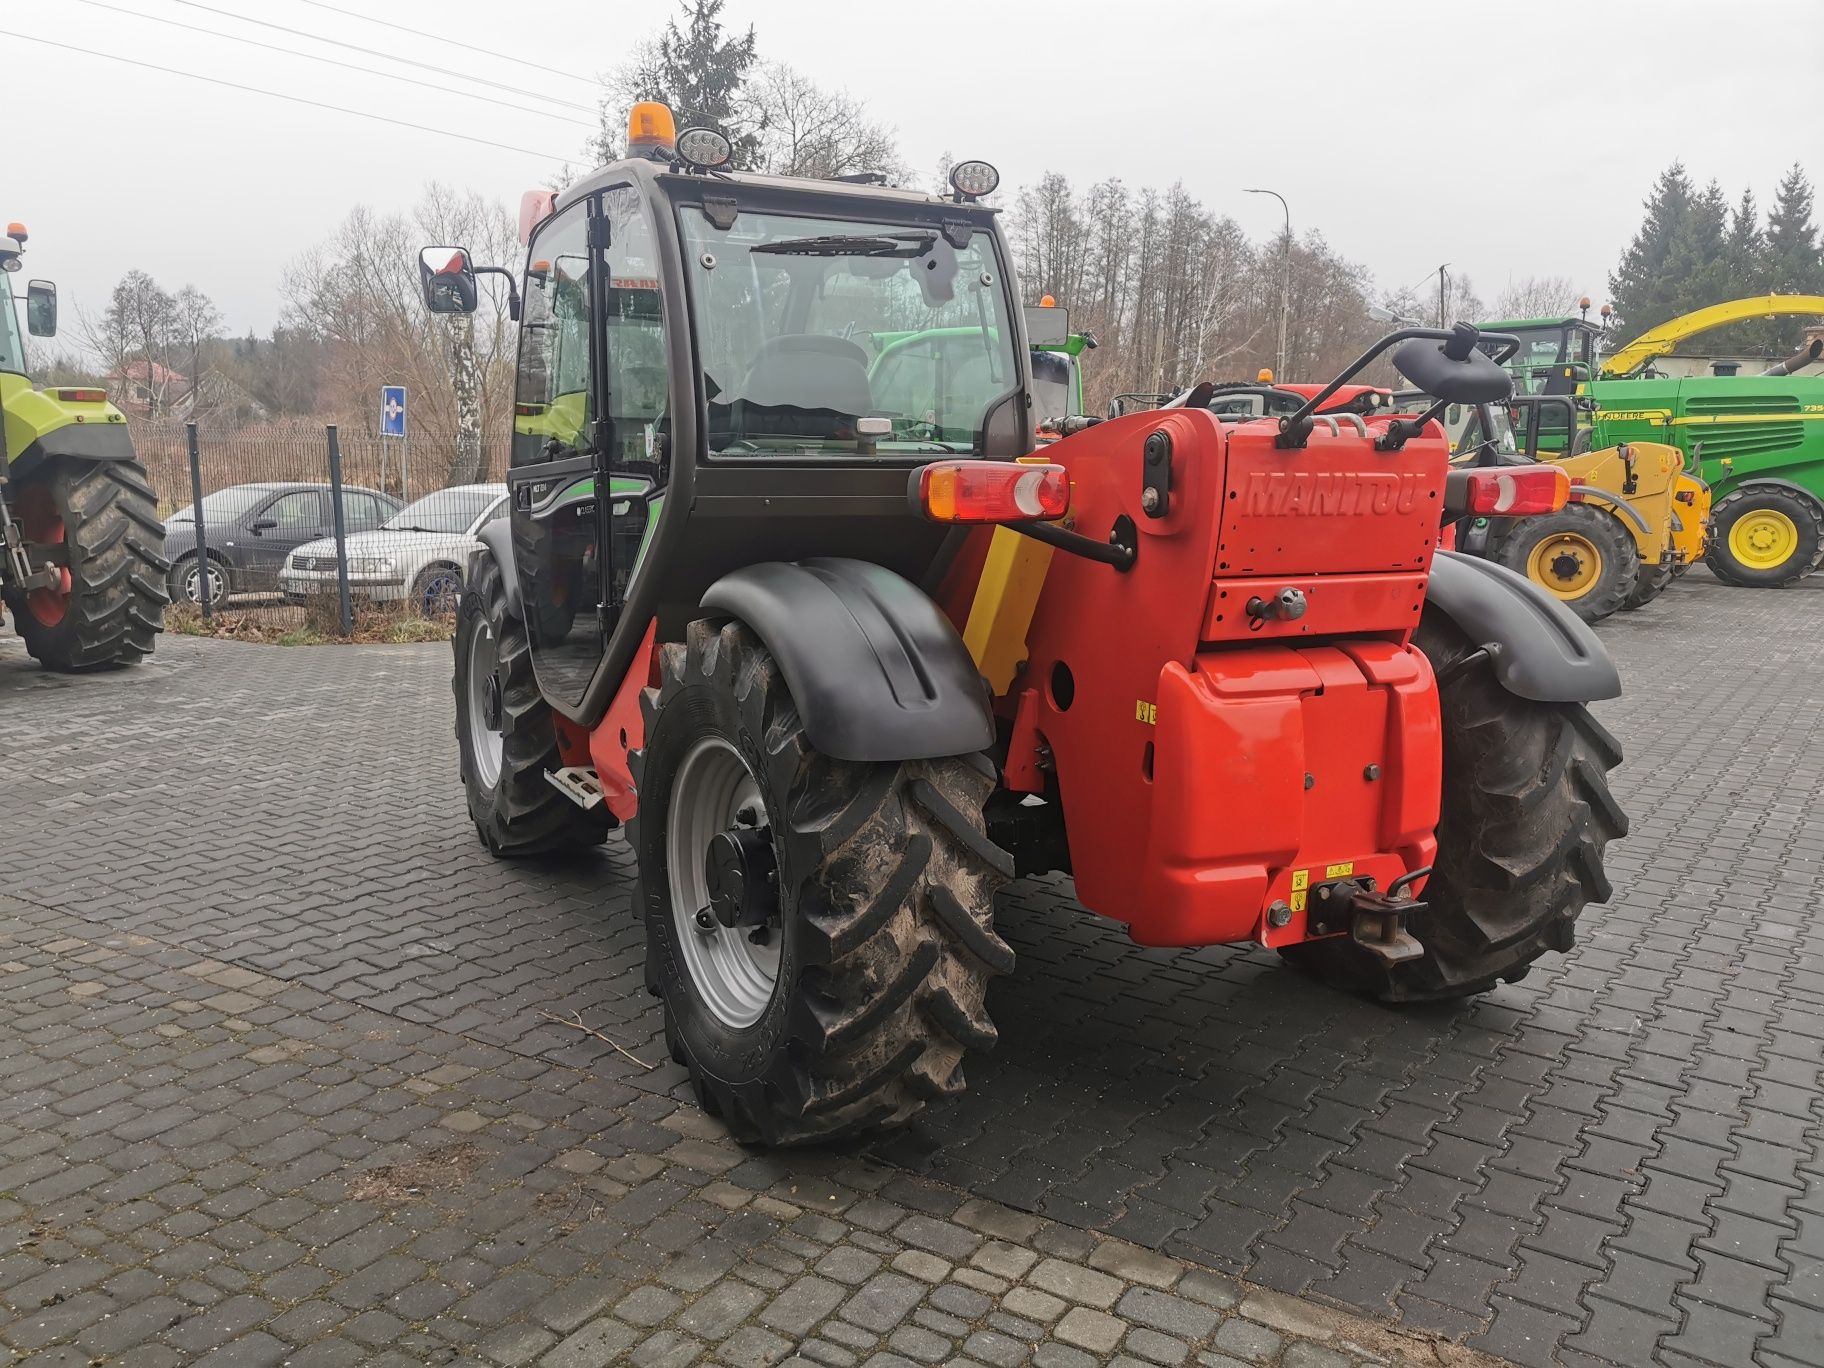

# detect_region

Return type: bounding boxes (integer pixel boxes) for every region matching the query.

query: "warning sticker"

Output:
[1290,870,1309,892]
[1325,861,1356,879]
[1290,891,1308,913]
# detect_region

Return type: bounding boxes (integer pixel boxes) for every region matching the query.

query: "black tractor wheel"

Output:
[1490,504,1639,623]
[1621,557,1675,611]
[2,458,167,672]
[1704,486,1824,588]
[632,618,1012,1146]
[452,556,610,856]
[1281,610,1626,1003]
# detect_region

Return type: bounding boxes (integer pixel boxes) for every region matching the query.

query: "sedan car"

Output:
[165,482,401,606]
[279,484,508,615]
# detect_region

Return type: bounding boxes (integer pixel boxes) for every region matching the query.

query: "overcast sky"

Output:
[6,0,1819,346]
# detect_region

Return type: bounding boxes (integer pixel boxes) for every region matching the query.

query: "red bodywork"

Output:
[1001,408,1448,947]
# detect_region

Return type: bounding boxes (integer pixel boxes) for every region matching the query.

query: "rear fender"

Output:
[701,558,995,763]
[473,520,521,618]
[1424,550,1620,702]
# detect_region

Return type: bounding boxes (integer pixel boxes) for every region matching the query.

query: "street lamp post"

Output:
[1244,188,1290,380]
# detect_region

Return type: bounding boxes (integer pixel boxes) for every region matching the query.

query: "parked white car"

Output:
[280,484,507,615]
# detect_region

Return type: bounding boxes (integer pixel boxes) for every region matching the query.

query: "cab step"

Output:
[545,765,606,811]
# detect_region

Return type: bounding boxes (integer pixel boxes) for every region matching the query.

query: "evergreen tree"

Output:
[1662,180,1732,314]
[1760,164,1824,352]
[1608,163,1694,339]
[651,0,763,164]
[1709,187,1768,353]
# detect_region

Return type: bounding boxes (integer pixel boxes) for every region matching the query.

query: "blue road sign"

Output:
[380,386,407,438]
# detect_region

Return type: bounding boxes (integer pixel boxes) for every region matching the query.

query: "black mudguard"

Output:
[702,557,995,764]
[1425,550,1621,702]
[473,520,522,618]
[9,421,137,481]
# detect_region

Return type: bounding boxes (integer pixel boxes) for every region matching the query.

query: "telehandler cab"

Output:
[1,223,167,670]
[426,106,1626,1145]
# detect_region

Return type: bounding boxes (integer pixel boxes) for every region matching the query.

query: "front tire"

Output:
[1704,486,1824,587]
[1282,611,1627,1002]
[2,459,168,672]
[169,553,231,608]
[413,563,463,617]
[1491,504,1639,623]
[632,618,1012,1146]
[452,556,609,856]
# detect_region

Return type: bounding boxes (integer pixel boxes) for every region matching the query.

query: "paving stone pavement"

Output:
[0,566,1820,1367]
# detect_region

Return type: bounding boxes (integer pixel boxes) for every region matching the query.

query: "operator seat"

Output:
[733,334,873,440]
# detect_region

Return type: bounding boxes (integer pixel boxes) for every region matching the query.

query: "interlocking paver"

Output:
[3,573,1822,1366]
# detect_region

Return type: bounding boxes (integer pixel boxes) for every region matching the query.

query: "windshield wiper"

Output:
[389,524,441,533]
[750,232,936,258]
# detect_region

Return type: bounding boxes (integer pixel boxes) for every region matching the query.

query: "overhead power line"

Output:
[69,0,595,128]
[164,0,599,114]
[289,0,599,88]
[1,29,573,160]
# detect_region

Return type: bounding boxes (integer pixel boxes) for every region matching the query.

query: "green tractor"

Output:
[1481,295,1824,587]
[1,223,167,670]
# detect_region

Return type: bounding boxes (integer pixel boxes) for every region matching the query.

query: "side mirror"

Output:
[25,280,56,337]
[1024,304,1070,346]
[1392,325,1514,406]
[419,246,478,315]
[249,519,278,534]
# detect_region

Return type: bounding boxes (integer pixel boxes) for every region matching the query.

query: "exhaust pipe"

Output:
[1761,338,1824,376]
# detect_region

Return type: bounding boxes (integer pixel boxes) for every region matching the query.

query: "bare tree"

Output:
[751,63,901,180]
[1492,274,1581,319]
[172,285,222,415]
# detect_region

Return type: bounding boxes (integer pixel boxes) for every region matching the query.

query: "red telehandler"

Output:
[425,106,1626,1144]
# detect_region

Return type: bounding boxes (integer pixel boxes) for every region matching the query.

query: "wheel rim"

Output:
[186,562,226,605]
[16,485,71,627]
[1526,531,1603,598]
[465,620,505,789]
[421,570,461,615]
[667,736,781,1029]
[1727,509,1799,572]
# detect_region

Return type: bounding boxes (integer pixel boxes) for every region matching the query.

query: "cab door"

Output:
[510,187,672,711]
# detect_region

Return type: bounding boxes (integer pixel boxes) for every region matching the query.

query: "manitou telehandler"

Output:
[425,105,1626,1145]
[1,223,166,670]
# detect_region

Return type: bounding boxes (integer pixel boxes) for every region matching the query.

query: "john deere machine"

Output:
[1,223,167,670]
[1484,294,1824,587]
[425,104,1625,1145]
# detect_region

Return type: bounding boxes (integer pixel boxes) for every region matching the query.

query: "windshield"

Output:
[166,486,275,524]
[0,287,26,376]
[679,207,1019,457]
[1451,404,1520,462]
[385,487,499,533]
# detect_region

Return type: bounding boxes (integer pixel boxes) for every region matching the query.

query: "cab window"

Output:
[513,206,594,468]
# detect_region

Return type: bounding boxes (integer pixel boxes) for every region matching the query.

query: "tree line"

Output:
[37,2,1821,458]
[1609,162,1822,356]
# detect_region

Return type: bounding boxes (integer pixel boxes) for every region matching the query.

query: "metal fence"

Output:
[132,420,510,638]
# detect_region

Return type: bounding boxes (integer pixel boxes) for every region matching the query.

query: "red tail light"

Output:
[51,387,106,404]
[1446,465,1570,516]
[912,460,1069,523]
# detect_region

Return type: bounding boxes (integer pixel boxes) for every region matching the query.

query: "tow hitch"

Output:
[1305,874,1429,966]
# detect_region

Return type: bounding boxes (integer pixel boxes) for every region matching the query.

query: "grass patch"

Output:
[168,601,454,646]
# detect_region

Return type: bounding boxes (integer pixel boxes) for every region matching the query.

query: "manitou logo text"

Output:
[1243,470,1424,516]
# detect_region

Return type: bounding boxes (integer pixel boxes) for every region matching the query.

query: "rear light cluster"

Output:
[51,388,106,404]
[1446,465,1570,517]
[913,460,1069,524]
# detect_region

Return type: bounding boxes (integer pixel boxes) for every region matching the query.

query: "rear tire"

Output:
[632,618,1012,1146]
[1704,486,1824,587]
[1281,611,1626,1002]
[169,553,232,608]
[1622,558,1674,610]
[1490,504,1638,623]
[2,458,168,672]
[452,556,609,856]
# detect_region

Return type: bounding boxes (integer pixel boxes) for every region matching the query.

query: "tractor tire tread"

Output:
[1704,486,1824,587]
[632,617,1010,1145]
[3,458,168,672]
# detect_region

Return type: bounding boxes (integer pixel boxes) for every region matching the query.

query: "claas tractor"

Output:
[424,106,1626,1145]
[1,223,167,670]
